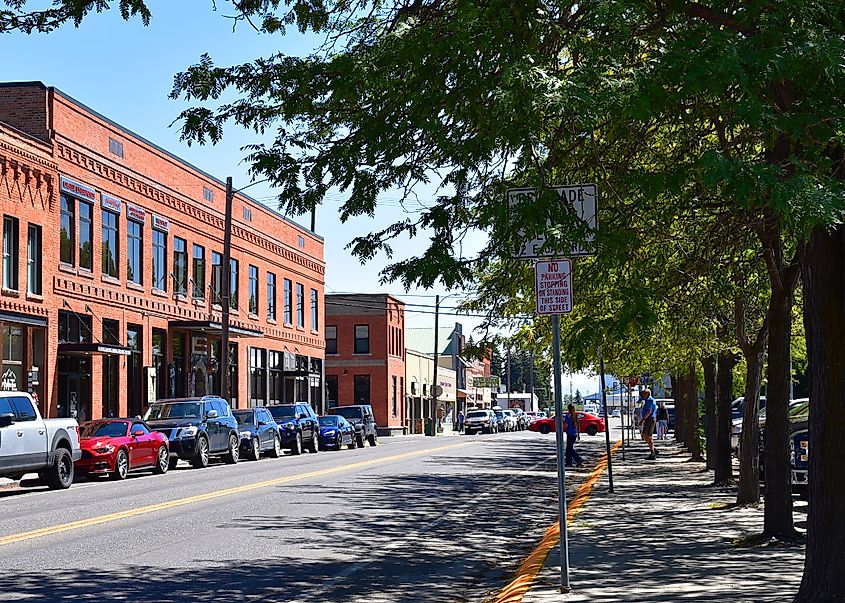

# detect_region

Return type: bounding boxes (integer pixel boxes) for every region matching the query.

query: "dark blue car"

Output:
[318,415,356,451]
[267,403,320,455]
[233,407,282,461]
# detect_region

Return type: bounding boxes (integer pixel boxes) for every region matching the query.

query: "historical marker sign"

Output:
[535,259,573,315]
[472,376,501,388]
[509,184,597,258]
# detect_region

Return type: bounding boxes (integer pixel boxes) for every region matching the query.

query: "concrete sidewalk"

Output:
[523,439,806,603]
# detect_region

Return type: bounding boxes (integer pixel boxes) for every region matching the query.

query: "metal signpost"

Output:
[535,259,573,593]
[514,184,597,595]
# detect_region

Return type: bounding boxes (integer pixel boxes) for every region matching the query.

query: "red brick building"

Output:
[324,294,406,436]
[0,81,325,420]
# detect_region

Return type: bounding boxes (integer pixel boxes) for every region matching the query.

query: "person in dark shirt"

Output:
[565,403,584,467]
[656,401,669,440]
[639,389,658,459]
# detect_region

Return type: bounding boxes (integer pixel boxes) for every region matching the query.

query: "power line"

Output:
[324,299,532,320]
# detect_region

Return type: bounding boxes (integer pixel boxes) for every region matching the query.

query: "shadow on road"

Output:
[2,434,594,603]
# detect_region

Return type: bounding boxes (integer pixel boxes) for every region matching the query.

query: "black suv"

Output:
[267,403,320,455]
[330,405,378,447]
[145,396,240,469]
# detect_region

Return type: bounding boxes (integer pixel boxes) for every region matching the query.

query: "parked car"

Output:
[530,412,606,436]
[0,391,81,489]
[493,410,507,432]
[501,409,519,432]
[268,403,320,455]
[611,409,621,418]
[464,409,497,435]
[510,407,529,430]
[759,399,810,484]
[318,415,356,450]
[233,407,282,461]
[329,404,378,447]
[145,396,240,469]
[78,419,169,479]
[731,396,767,421]
[582,403,600,415]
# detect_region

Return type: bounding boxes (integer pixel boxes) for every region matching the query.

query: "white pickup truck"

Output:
[0,391,81,489]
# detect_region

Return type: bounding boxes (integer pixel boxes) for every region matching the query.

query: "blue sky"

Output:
[3,2,598,394]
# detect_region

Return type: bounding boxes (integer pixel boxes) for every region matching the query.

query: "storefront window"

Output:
[58,311,93,344]
[326,375,338,409]
[152,329,167,401]
[354,375,370,405]
[249,347,267,406]
[268,351,283,404]
[1,326,23,392]
[170,333,186,398]
[102,319,120,418]
[127,325,143,417]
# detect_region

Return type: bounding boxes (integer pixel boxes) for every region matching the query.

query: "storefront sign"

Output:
[101,193,123,214]
[60,176,97,201]
[1,369,18,391]
[127,203,147,223]
[152,214,170,232]
[191,336,208,356]
[472,376,501,388]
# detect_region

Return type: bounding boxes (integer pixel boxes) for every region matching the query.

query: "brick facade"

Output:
[0,81,325,420]
[324,294,406,435]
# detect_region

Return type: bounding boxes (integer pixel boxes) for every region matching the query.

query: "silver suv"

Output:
[464,409,497,435]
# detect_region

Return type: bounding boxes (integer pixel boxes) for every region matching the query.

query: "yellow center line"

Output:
[0,441,471,547]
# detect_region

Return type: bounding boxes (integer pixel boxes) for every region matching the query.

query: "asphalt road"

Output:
[0,429,613,603]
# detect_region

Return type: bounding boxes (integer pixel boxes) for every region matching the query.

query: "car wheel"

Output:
[45,448,74,490]
[223,434,240,464]
[540,424,551,435]
[191,436,210,469]
[587,425,598,436]
[153,445,169,474]
[356,433,365,448]
[307,430,320,454]
[269,435,282,458]
[291,432,303,455]
[250,437,261,461]
[111,449,130,480]
[367,434,378,447]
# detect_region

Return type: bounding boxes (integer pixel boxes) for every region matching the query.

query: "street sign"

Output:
[431,385,444,398]
[535,259,573,315]
[509,184,597,258]
[472,376,501,388]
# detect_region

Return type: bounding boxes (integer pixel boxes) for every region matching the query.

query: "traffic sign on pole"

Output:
[509,184,597,258]
[535,259,573,315]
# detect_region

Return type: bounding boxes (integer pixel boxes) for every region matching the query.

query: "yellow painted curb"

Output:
[491,440,623,603]
[0,441,470,547]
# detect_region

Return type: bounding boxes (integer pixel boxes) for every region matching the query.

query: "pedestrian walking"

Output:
[565,404,584,468]
[656,400,669,440]
[639,389,658,459]
[457,411,465,433]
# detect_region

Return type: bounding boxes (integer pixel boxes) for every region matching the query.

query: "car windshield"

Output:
[319,416,341,427]
[467,411,488,419]
[495,412,504,418]
[269,405,297,420]
[332,407,364,420]
[81,421,129,438]
[145,402,201,420]
[233,410,254,425]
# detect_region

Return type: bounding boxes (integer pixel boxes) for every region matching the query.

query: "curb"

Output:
[490,440,622,603]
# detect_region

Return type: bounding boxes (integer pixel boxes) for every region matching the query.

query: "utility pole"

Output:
[529,351,534,411]
[552,315,570,593]
[221,177,234,403]
[430,294,440,436]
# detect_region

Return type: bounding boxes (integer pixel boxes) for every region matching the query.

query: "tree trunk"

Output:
[794,224,845,602]
[737,346,765,505]
[714,350,737,485]
[702,354,717,470]
[672,372,686,445]
[763,282,796,537]
[686,362,703,461]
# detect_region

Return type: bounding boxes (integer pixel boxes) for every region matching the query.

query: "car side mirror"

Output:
[132,429,145,437]
[0,413,15,428]
[206,410,219,419]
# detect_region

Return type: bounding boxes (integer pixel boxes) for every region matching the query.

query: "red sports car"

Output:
[529,412,606,436]
[78,419,170,480]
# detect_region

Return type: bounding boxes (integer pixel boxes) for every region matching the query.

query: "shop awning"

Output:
[0,310,48,327]
[58,343,131,356]
[168,320,263,338]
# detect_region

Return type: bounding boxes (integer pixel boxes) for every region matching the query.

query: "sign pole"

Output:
[599,355,615,493]
[552,314,571,593]
[620,381,626,461]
